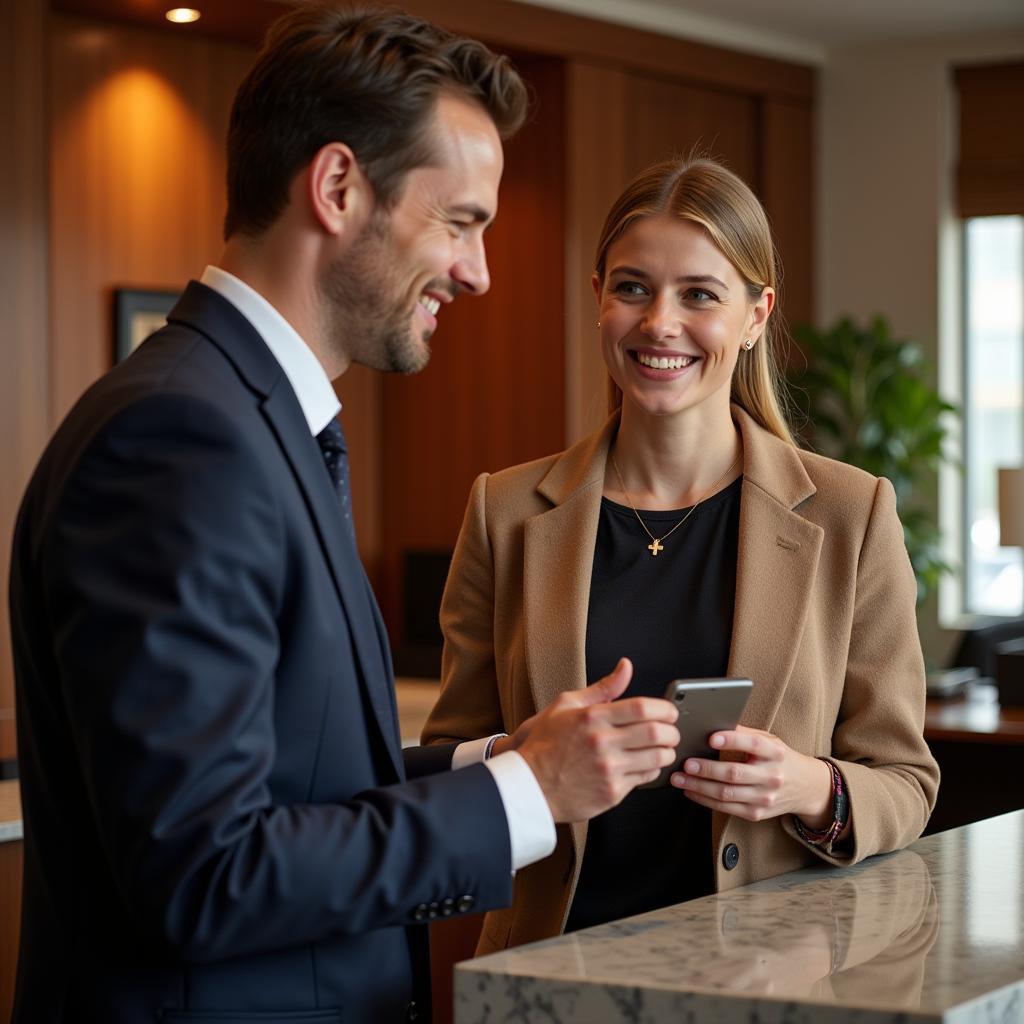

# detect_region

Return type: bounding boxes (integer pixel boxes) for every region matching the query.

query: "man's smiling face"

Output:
[324,93,504,375]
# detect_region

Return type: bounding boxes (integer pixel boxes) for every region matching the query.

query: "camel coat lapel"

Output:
[716,409,823,855]
[523,418,616,869]
[523,420,614,710]
[728,407,822,729]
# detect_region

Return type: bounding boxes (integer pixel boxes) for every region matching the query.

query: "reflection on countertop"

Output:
[457,811,1024,1023]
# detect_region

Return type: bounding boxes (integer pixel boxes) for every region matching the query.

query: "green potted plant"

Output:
[788,315,958,603]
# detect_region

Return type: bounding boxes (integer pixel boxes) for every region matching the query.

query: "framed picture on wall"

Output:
[113,288,180,362]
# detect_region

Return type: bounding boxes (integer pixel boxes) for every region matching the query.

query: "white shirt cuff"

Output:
[452,735,494,770]
[482,750,557,871]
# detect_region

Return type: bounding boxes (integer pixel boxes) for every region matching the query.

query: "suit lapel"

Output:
[262,385,403,775]
[168,282,403,777]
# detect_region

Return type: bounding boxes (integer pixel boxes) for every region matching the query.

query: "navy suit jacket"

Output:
[9,282,513,1023]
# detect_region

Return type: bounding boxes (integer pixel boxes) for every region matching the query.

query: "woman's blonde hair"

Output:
[595,156,795,446]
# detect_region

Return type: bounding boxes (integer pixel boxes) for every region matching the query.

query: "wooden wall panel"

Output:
[48,15,256,425]
[565,64,767,442]
[565,61,631,443]
[379,54,567,635]
[760,97,816,337]
[54,0,815,102]
[0,0,49,764]
[623,75,759,184]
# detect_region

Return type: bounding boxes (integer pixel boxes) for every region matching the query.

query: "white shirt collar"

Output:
[200,265,341,436]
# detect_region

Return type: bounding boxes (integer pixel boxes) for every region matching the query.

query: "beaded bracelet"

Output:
[793,757,849,850]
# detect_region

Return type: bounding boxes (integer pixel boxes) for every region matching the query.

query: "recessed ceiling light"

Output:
[165,8,201,23]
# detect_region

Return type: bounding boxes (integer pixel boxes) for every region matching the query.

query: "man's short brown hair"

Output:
[224,3,528,239]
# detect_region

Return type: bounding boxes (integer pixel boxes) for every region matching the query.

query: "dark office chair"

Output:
[951,617,1024,678]
[391,548,452,679]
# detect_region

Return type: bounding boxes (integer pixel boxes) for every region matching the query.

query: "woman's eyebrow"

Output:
[609,266,729,291]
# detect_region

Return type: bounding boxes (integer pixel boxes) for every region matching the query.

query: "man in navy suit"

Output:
[9,4,680,1023]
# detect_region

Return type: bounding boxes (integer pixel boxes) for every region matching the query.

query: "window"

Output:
[955,62,1024,618]
[963,216,1024,615]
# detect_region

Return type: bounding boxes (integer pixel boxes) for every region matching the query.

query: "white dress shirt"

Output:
[200,266,556,871]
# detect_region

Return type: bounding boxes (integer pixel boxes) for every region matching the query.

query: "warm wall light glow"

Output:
[165,8,201,23]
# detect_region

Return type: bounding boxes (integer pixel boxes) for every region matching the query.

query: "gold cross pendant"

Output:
[648,538,664,556]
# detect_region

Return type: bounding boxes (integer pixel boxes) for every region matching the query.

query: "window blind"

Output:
[955,62,1024,217]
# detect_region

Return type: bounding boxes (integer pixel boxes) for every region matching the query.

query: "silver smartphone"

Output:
[640,677,753,789]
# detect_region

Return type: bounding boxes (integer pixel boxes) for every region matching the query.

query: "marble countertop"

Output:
[457,811,1024,1023]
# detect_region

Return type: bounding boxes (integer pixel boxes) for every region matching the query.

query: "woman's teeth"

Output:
[636,352,695,370]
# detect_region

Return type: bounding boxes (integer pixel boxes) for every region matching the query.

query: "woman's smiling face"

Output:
[595,213,772,422]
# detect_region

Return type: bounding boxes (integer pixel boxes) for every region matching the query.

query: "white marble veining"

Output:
[457,811,1024,1023]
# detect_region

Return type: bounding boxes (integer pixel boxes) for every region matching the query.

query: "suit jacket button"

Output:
[456,894,475,913]
[407,1000,419,1021]
[427,901,440,920]
[441,897,456,917]
[412,903,429,922]
[722,843,740,870]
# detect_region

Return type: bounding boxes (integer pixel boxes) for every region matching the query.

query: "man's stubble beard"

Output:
[320,211,430,376]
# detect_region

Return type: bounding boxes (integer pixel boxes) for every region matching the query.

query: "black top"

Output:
[565,474,742,932]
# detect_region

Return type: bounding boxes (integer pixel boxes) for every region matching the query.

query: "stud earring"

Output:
[596,321,601,328]
[743,339,753,350]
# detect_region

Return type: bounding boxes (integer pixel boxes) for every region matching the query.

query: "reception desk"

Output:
[0,779,24,1023]
[924,681,1024,833]
[456,811,1024,1023]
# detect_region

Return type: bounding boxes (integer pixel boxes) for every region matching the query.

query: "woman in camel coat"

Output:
[422,157,939,954]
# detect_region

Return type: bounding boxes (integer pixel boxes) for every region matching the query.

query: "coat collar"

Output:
[167,282,404,776]
[535,404,816,514]
[731,404,816,512]
[168,280,284,399]
[527,407,821,701]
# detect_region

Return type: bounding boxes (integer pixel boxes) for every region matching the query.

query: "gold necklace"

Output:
[610,451,742,556]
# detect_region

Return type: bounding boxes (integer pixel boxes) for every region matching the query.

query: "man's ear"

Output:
[306,142,372,237]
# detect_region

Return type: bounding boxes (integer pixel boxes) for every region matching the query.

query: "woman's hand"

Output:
[670,725,834,828]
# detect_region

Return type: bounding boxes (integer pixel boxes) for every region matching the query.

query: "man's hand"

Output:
[509,658,679,823]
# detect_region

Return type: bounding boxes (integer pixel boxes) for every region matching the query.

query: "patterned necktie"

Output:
[316,418,355,543]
